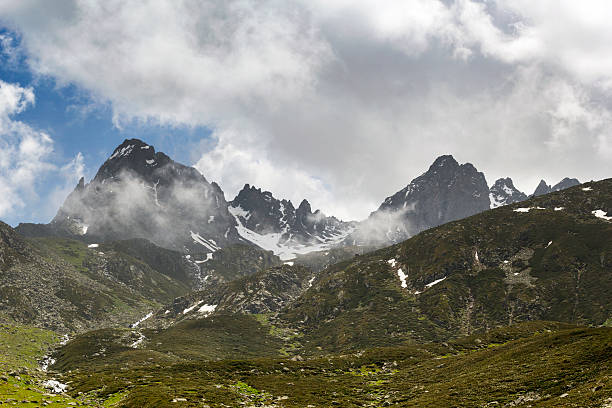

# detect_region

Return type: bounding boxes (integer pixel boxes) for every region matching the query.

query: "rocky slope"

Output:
[281,178,612,352]
[32,138,242,254]
[187,243,282,285]
[229,184,355,260]
[347,155,491,246]
[0,222,193,333]
[147,263,314,329]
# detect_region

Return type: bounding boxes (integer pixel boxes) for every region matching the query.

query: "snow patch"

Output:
[284,261,294,266]
[489,192,505,209]
[387,258,397,267]
[592,210,612,221]
[87,243,99,248]
[554,207,564,211]
[183,300,204,314]
[131,332,146,348]
[40,355,56,371]
[229,205,352,260]
[131,311,153,328]
[514,207,546,213]
[110,144,134,159]
[76,221,89,235]
[546,241,552,248]
[146,159,155,165]
[582,187,593,191]
[43,379,68,393]
[308,276,316,287]
[513,207,531,213]
[190,231,220,252]
[425,276,447,288]
[198,304,217,316]
[208,215,215,223]
[397,268,407,288]
[195,253,214,264]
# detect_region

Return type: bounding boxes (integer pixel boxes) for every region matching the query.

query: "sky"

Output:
[0,0,611,226]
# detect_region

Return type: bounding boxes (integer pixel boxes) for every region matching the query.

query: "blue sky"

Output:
[0,30,212,226]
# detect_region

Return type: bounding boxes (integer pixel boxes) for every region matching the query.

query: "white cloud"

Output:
[1,0,611,220]
[0,79,84,221]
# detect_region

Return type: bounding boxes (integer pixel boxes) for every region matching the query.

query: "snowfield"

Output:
[228,205,353,260]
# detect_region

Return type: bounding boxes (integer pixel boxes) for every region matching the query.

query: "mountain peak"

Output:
[489,177,527,208]
[297,199,311,213]
[552,177,580,191]
[93,139,174,183]
[109,138,153,159]
[430,155,458,169]
[533,180,552,197]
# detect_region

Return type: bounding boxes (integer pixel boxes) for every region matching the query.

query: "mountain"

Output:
[188,243,282,285]
[228,184,355,260]
[533,177,580,196]
[281,179,612,352]
[0,222,192,333]
[36,179,612,407]
[42,139,242,254]
[146,263,313,330]
[348,155,490,246]
[489,177,528,208]
[552,177,581,191]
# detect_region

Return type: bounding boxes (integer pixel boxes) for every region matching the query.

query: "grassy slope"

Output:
[0,235,191,333]
[53,322,612,407]
[281,179,612,353]
[0,324,94,407]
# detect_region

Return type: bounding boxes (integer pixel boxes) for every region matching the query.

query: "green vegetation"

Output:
[1,180,611,406]
[45,322,612,407]
[0,324,57,370]
[197,243,282,282]
[0,323,94,407]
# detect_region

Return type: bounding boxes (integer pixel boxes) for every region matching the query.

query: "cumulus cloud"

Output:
[0,79,84,221]
[1,0,611,220]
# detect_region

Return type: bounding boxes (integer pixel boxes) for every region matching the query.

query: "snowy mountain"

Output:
[17,139,584,260]
[347,155,490,246]
[228,184,355,260]
[489,177,527,208]
[49,138,242,254]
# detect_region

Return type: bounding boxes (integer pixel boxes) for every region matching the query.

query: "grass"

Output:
[43,322,612,407]
[0,324,58,370]
[0,323,95,407]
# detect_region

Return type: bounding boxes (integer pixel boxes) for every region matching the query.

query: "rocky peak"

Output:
[552,177,580,192]
[75,176,85,191]
[533,177,580,197]
[489,177,527,208]
[230,184,295,234]
[350,155,490,246]
[50,139,240,253]
[229,185,354,259]
[430,154,459,169]
[533,180,552,197]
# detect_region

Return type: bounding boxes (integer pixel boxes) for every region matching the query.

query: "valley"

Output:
[0,140,610,407]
